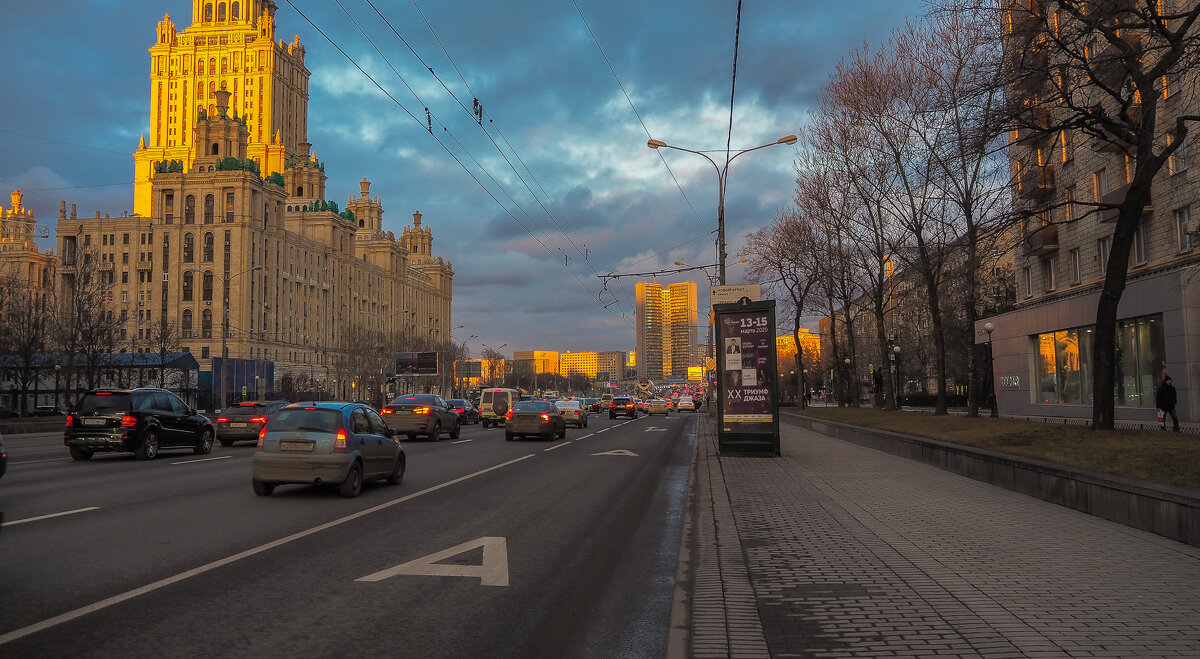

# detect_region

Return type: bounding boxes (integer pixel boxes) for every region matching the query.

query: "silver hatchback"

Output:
[251,402,405,498]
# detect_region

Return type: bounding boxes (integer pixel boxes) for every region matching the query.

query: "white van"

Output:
[480,388,520,428]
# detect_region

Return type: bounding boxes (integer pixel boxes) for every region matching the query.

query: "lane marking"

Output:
[358,537,508,586]
[596,428,610,433]
[592,449,637,457]
[451,439,473,444]
[11,457,72,465]
[2,507,101,527]
[170,455,232,465]
[542,442,570,452]
[573,433,595,441]
[0,453,536,647]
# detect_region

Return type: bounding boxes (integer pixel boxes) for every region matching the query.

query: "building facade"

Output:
[982,2,1199,424]
[635,281,698,381]
[52,2,452,405]
[558,350,626,381]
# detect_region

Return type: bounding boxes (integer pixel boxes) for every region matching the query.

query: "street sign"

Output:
[710,284,761,306]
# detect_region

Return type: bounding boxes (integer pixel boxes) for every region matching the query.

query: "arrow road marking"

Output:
[643,427,669,432]
[358,537,509,587]
[592,449,638,457]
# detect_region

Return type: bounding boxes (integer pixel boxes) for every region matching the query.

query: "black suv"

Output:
[65,388,214,461]
[609,396,639,419]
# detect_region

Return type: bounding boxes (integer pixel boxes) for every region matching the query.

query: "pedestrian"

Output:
[1156,375,1180,432]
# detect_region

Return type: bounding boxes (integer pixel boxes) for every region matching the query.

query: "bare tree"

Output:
[0,263,54,413]
[52,246,123,391]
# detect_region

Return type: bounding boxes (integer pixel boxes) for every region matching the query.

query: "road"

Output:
[0,411,696,658]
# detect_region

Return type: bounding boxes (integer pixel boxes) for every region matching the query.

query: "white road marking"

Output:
[543,442,570,452]
[11,457,72,465]
[170,455,232,465]
[0,453,537,647]
[2,507,101,527]
[358,537,508,586]
[644,427,669,433]
[596,428,610,433]
[573,433,595,441]
[451,439,473,444]
[592,449,637,457]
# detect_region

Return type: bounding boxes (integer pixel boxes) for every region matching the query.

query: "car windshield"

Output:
[392,395,434,407]
[268,408,343,433]
[75,393,131,414]
[513,401,551,412]
[447,399,469,407]
[556,401,580,410]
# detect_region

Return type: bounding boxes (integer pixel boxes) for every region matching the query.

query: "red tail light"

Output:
[413,406,431,415]
[217,417,228,423]
[381,408,393,414]
[66,415,74,427]
[257,425,267,448]
[455,408,465,413]
[121,415,137,428]
[334,428,348,452]
[505,410,513,421]
[250,416,267,423]
[540,413,550,421]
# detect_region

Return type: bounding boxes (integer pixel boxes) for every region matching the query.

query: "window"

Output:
[1176,206,1193,252]
[204,194,215,224]
[164,191,174,224]
[1063,186,1075,222]
[1133,226,1147,265]
[1098,236,1111,272]
[184,233,195,262]
[203,232,214,262]
[225,191,235,222]
[201,347,210,359]
[204,3,213,22]
[122,271,129,284]
[1092,168,1108,202]
[202,271,214,301]
[1069,248,1081,284]
[123,233,130,245]
[1043,258,1056,292]
[218,3,226,22]
[202,309,213,338]
[183,271,194,301]
[1023,266,1033,298]
[1060,129,1073,163]
[183,309,194,336]
[122,252,130,265]
[1168,135,1189,175]
[185,195,195,224]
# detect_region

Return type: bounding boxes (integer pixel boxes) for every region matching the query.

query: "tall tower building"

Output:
[134,1,309,216]
[636,281,697,380]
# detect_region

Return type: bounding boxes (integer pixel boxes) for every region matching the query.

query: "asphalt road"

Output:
[0,410,697,658]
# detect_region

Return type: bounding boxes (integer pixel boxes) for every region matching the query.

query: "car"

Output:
[584,398,601,413]
[554,399,589,428]
[610,396,638,419]
[678,396,696,412]
[505,400,566,441]
[647,399,670,416]
[63,388,214,461]
[446,399,480,424]
[215,400,290,446]
[250,402,404,497]
[33,405,68,416]
[599,393,614,409]
[381,394,461,440]
[480,388,520,428]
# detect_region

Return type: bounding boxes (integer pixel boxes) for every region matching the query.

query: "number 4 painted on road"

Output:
[356,537,509,587]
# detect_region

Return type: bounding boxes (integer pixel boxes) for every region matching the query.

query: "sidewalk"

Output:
[679,414,1200,658]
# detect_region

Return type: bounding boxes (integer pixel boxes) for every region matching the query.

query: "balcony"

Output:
[1023,223,1059,255]
[1018,165,1055,201]
[1094,35,1143,89]
[1011,48,1048,94]
[1099,182,1152,223]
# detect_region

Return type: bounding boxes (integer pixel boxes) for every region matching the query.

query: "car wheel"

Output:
[482,419,490,428]
[252,479,275,496]
[609,414,615,419]
[429,422,442,441]
[450,421,461,439]
[407,433,417,441]
[505,432,514,441]
[69,446,93,461]
[136,430,160,460]
[386,456,405,485]
[340,461,363,498]
[194,428,214,454]
[219,437,234,447]
[558,426,566,439]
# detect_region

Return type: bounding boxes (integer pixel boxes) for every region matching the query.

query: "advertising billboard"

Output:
[395,352,439,376]
[714,299,779,456]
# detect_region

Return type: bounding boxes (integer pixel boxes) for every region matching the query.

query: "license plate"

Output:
[397,410,412,415]
[230,423,248,428]
[82,418,106,427]
[280,441,314,452]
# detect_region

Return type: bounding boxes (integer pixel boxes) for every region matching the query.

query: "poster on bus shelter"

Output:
[718,307,775,434]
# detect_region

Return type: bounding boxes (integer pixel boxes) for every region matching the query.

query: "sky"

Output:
[0,0,927,358]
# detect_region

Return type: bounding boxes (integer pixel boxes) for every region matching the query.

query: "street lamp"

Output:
[844,357,852,407]
[802,368,808,407]
[892,345,902,409]
[984,322,998,417]
[190,264,262,411]
[54,364,61,410]
[650,134,797,284]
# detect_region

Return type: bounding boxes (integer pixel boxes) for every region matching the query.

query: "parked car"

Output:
[33,405,68,416]
[382,394,461,440]
[554,399,589,428]
[446,399,480,425]
[63,388,214,461]
[480,388,520,428]
[610,396,638,419]
[646,399,670,416]
[505,400,566,441]
[251,402,404,498]
[678,396,696,412]
[216,400,290,446]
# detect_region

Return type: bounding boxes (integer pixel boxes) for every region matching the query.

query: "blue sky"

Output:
[0,0,926,357]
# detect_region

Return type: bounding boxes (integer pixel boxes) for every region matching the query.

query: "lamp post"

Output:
[843,357,852,407]
[802,368,808,407]
[984,322,998,417]
[650,135,797,284]
[481,343,506,387]
[54,364,61,410]
[189,264,261,411]
[451,329,474,397]
[892,345,902,409]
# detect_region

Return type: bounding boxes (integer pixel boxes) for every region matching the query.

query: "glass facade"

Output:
[1033,313,1164,406]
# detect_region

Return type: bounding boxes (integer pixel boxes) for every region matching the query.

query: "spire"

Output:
[139,134,147,150]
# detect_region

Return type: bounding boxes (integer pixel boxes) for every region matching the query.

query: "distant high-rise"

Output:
[635,281,697,380]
